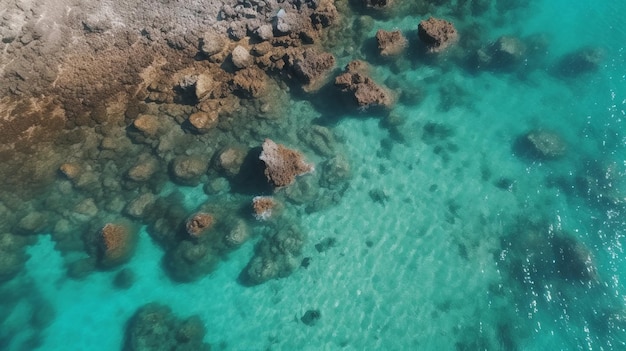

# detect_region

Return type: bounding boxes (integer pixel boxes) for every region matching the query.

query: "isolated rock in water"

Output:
[231,45,253,69]
[335,60,393,109]
[252,196,277,220]
[259,139,314,187]
[185,212,214,238]
[523,130,567,159]
[98,223,138,268]
[292,49,336,92]
[418,17,458,53]
[232,67,267,98]
[187,111,219,134]
[556,47,604,77]
[376,29,407,56]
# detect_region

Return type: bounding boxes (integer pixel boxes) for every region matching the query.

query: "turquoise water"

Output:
[2,1,626,350]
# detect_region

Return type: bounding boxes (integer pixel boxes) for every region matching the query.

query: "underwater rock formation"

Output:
[476,36,527,69]
[97,222,138,268]
[241,223,304,285]
[375,29,407,57]
[185,212,215,238]
[335,60,394,109]
[169,155,209,186]
[186,111,219,134]
[555,47,604,77]
[361,0,392,9]
[418,17,458,53]
[518,130,567,159]
[123,302,210,351]
[0,233,30,283]
[259,139,314,188]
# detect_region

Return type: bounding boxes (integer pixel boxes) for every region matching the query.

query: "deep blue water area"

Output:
[2,0,626,350]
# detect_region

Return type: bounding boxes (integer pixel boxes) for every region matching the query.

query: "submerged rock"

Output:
[124,303,210,351]
[301,309,321,326]
[551,235,598,282]
[187,110,219,134]
[259,139,314,188]
[185,212,214,238]
[476,36,527,69]
[418,17,458,53]
[556,47,604,77]
[519,130,567,159]
[169,155,208,186]
[252,196,277,221]
[376,29,407,57]
[98,222,138,268]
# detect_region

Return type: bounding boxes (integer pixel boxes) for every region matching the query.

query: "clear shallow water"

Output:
[3,0,626,350]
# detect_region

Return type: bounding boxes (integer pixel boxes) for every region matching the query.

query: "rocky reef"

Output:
[335,60,394,109]
[418,17,458,53]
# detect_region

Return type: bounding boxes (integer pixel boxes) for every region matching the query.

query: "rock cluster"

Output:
[335,61,394,109]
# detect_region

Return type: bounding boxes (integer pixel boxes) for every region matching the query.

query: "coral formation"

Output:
[259,139,314,188]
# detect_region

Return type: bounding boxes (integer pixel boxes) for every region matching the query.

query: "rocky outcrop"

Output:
[334,60,393,109]
[259,139,314,188]
[418,17,458,53]
[291,48,336,92]
[98,223,138,268]
[375,29,407,56]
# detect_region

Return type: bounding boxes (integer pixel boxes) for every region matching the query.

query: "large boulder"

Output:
[231,45,253,69]
[334,60,393,109]
[418,17,458,53]
[376,29,407,57]
[259,139,314,188]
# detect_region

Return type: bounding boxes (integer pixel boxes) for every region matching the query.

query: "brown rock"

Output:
[201,32,227,57]
[376,29,407,56]
[260,139,314,187]
[195,73,216,101]
[170,155,208,185]
[418,17,458,53]
[187,111,219,133]
[252,196,277,221]
[99,223,138,268]
[185,212,214,238]
[231,45,253,69]
[127,159,158,182]
[59,163,81,180]
[334,60,393,109]
[232,67,267,98]
[133,114,160,137]
[216,147,247,178]
[292,49,336,92]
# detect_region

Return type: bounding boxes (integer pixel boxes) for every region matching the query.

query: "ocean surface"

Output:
[2,0,626,350]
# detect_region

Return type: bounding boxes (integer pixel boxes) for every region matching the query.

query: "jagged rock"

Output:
[334,60,393,109]
[232,67,267,98]
[376,29,407,56]
[231,45,253,69]
[259,139,314,187]
[418,17,458,53]
[292,49,336,92]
